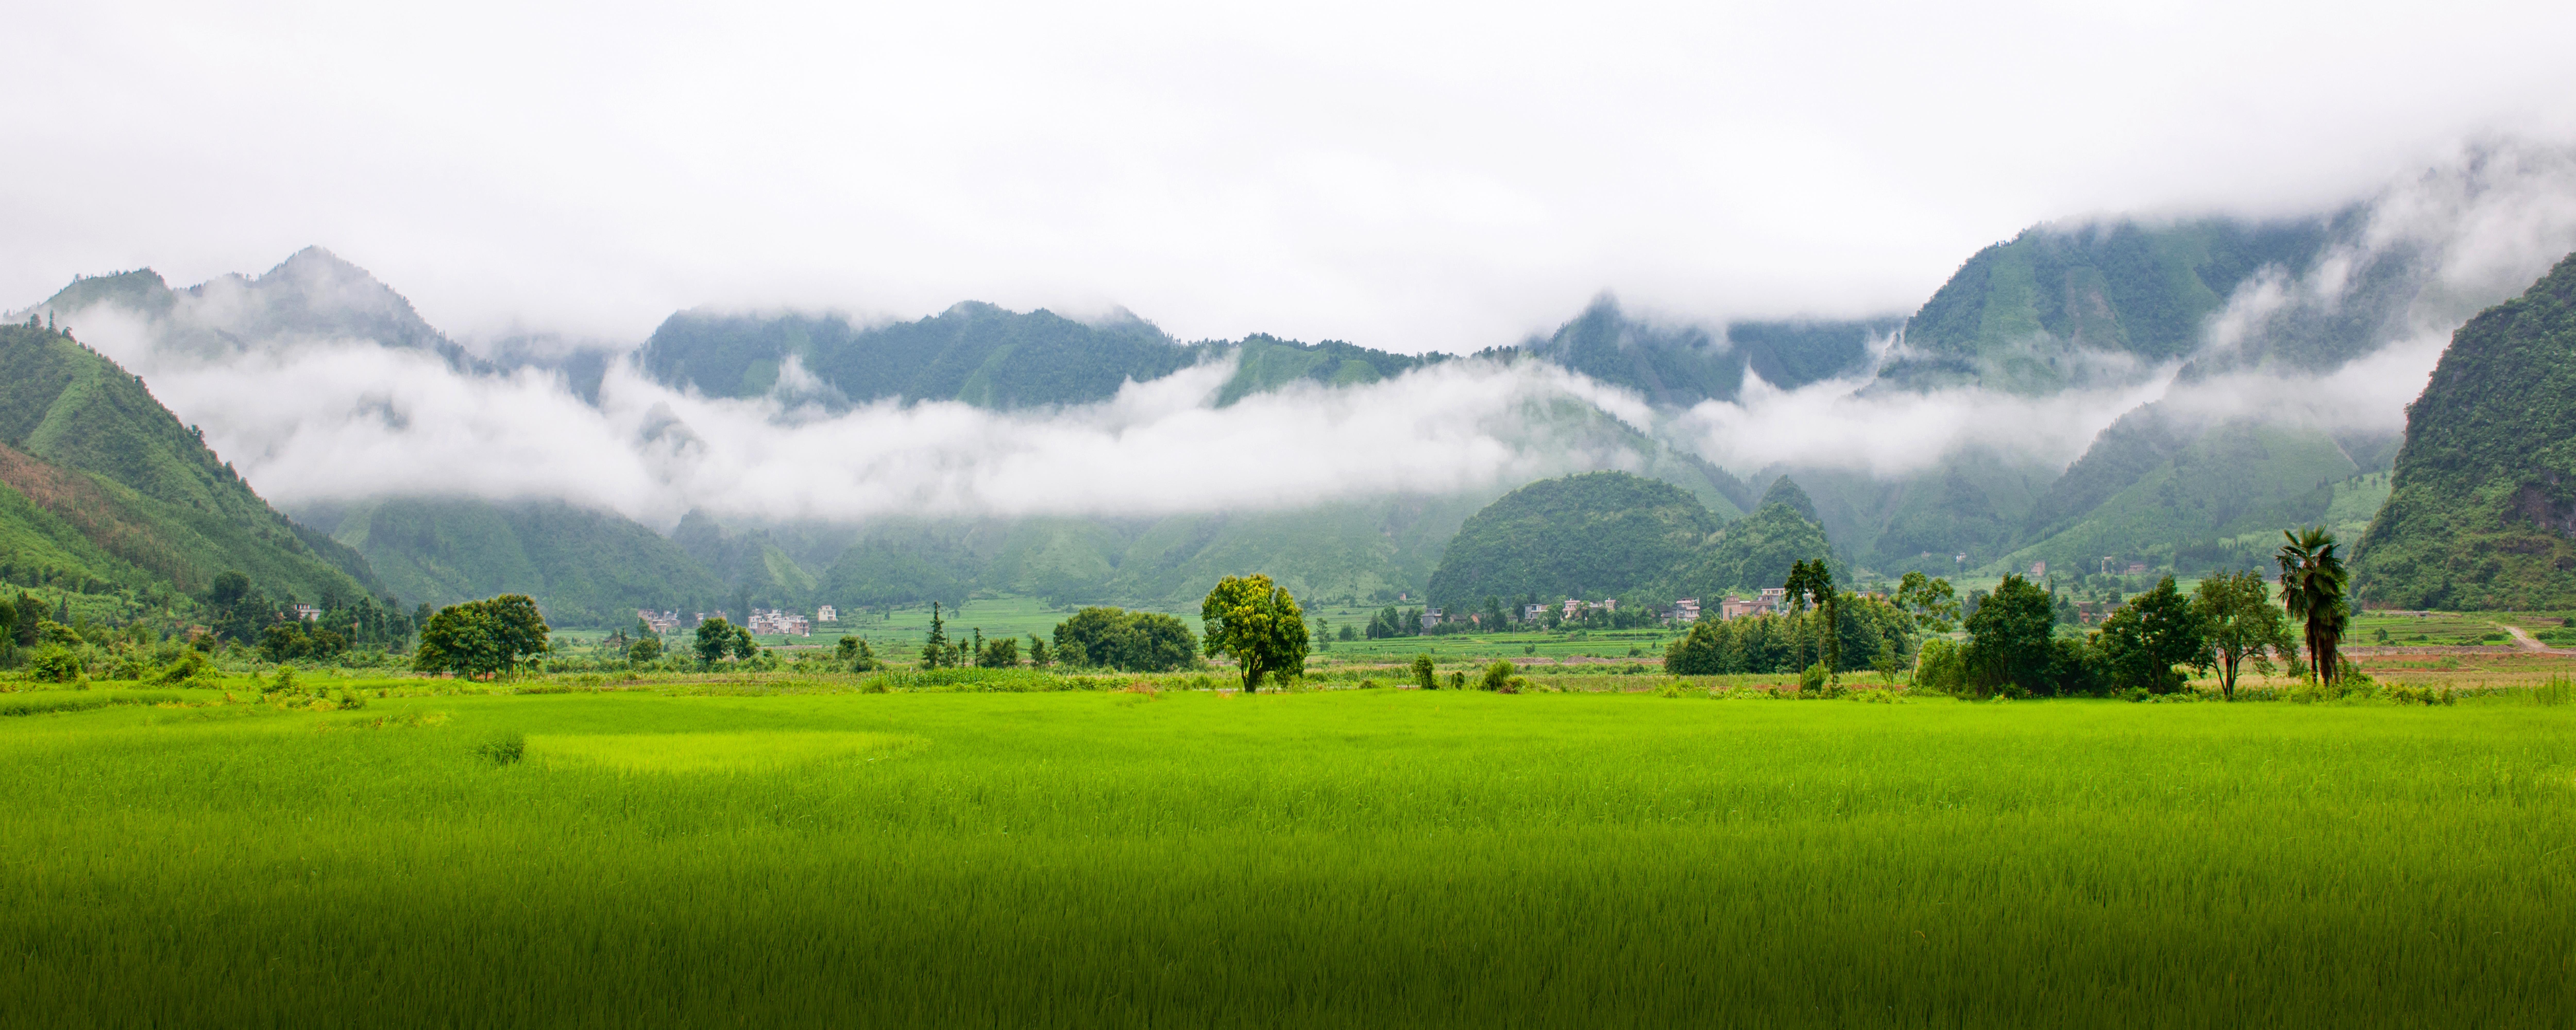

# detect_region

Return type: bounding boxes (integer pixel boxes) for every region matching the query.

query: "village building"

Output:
[291,604,321,622]
[638,609,681,634]
[1524,603,1547,623]
[1673,598,1700,623]
[816,605,837,623]
[1421,607,1443,631]
[749,608,812,637]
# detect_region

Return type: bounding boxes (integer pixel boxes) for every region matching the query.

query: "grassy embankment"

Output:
[3,679,2573,1027]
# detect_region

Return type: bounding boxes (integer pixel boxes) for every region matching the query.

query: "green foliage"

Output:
[638,302,1194,409]
[1661,594,1914,676]
[1053,607,1198,673]
[319,497,726,628]
[414,595,551,679]
[473,731,526,766]
[1885,217,2331,393]
[696,616,744,667]
[835,635,878,672]
[1211,335,1437,406]
[1673,490,1835,599]
[1913,637,1968,693]
[1427,471,1720,610]
[1199,575,1307,691]
[0,323,374,606]
[2277,527,2350,684]
[2355,252,2576,608]
[1411,654,1436,690]
[1964,574,2082,696]
[1478,660,1518,692]
[627,637,663,664]
[2092,577,2206,694]
[2193,570,2294,700]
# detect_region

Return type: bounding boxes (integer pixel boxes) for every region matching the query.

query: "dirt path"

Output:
[2498,624,2571,656]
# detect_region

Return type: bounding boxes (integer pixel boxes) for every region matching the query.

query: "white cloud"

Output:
[6,1,2575,353]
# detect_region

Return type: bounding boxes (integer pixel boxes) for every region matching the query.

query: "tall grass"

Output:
[1,690,2571,1026]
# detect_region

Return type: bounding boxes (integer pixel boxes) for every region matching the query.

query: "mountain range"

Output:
[11,148,2574,623]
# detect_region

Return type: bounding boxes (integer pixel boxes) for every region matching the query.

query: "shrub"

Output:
[1478,660,1518,692]
[29,645,82,683]
[1798,661,1828,694]
[1411,655,1437,690]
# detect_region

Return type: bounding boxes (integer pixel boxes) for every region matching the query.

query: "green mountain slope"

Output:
[0,321,374,604]
[1425,472,1724,609]
[1672,478,1838,598]
[307,497,730,626]
[2001,418,2368,576]
[1883,218,2332,393]
[2355,252,2576,608]
[1509,298,1900,406]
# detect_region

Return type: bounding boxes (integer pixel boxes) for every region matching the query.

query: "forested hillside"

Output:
[2355,252,2576,608]
[1426,472,1723,610]
[300,498,731,626]
[1881,217,2334,393]
[0,320,375,606]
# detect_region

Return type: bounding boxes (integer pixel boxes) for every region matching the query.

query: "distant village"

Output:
[638,605,834,637]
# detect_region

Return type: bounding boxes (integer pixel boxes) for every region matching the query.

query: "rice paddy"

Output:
[3,681,2572,1026]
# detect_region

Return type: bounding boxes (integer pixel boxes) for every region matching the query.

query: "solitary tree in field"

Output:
[415,594,551,679]
[694,616,738,666]
[1201,574,1309,693]
[2192,570,2294,700]
[2276,527,2350,686]
[921,602,951,670]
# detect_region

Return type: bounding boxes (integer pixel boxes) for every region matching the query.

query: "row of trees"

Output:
[1925,528,2348,698]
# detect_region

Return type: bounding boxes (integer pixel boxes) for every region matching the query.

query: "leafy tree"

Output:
[1964,574,2061,696]
[731,625,757,662]
[7,592,39,648]
[1024,634,1050,668]
[977,634,1020,668]
[1411,654,1437,690]
[836,635,879,671]
[1895,572,1960,632]
[695,616,739,666]
[2094,576,2208,694]
[2276,527,2350,686]
[629,637,663,664]
[1053,607,1198,672]
[1479,660,1519,691]
[1200,575,1309,693]
[414,594,550,679]
[2192,570,2295,700]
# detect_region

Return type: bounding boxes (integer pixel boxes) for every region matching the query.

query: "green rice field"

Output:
[5,681,2573,1026]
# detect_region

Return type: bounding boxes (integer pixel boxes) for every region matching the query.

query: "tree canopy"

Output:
[1200,575,1310,692]
[412,594,549,679]
[1053,607,1198,673]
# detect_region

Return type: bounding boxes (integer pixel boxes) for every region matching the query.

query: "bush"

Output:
[1798,661,1827,694]
[1913,638,1967,694]
[28,645,81,683]
[1479,660,1519,691]
[1411,655,1437,690]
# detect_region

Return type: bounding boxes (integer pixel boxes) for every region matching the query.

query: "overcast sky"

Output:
[7,0,2575,353]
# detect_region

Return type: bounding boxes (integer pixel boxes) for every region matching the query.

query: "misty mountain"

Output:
[1505,297,1901,406]
[297,497,731,626]
[2355,251,2576,608]
[1880,216,2337,394]
[26,248,487,372]
[0,319,377,607]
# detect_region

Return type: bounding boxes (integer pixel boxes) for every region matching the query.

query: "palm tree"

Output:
[2275,527,2350,686]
